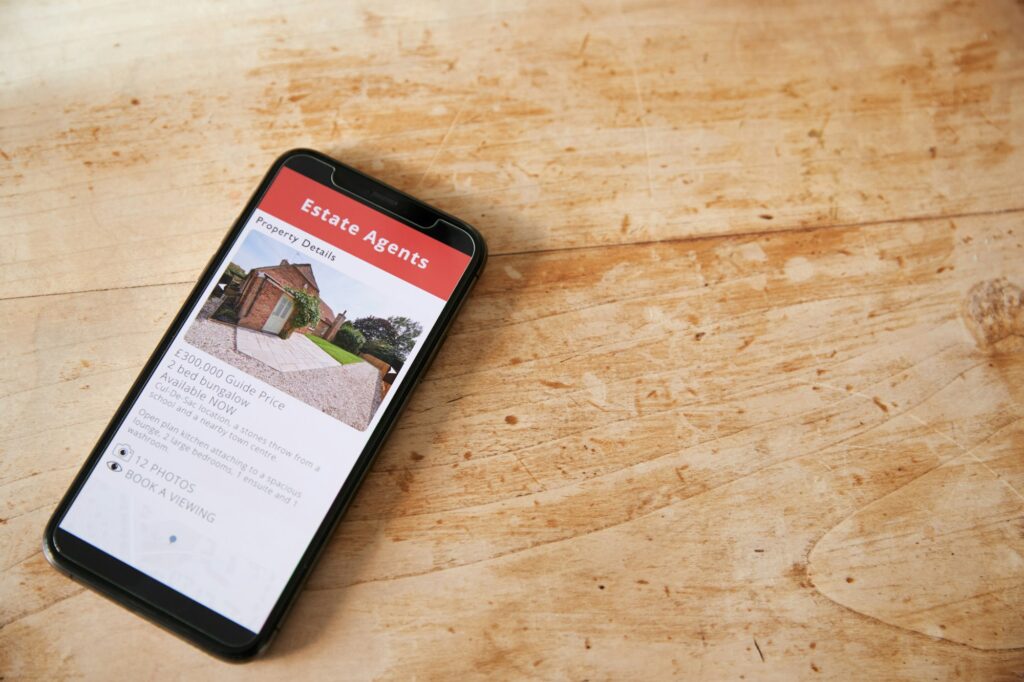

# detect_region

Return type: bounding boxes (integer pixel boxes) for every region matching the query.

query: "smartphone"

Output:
[43,149,486,660]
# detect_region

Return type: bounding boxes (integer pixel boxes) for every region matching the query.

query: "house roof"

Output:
[251,260,320,293]
[293,263,318,291]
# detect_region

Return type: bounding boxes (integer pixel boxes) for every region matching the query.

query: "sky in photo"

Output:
[229,230,425,324]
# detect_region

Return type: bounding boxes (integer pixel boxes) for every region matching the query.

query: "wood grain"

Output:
[2,0,1023,679]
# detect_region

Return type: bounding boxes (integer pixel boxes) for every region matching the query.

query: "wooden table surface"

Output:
[2,1,1023,678]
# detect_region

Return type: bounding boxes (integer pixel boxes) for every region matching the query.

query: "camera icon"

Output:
[113,443,133,459]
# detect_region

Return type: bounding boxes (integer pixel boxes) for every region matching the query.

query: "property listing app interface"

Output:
[60,166,472,632]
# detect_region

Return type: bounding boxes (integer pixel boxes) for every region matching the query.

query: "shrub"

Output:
[362,340,404,371]
[334,323,366,355]
[212,305,239,323]
[285,288,321,329]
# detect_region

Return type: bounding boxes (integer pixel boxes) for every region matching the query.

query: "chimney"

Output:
[280,259,289,266]
[326,309,348,339]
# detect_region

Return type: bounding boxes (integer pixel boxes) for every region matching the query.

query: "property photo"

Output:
[184,230,426,431]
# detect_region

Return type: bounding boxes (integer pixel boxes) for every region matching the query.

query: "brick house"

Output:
[234,259,346,338]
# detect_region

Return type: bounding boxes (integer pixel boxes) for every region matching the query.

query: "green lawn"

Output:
[306,334,365,365]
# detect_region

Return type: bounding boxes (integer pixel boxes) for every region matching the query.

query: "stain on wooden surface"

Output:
[963,278,1024,351]
[2,0,1024,679]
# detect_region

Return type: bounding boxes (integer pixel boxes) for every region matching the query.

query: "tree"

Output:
[354,315,423,362]
[387,316,423,356]
[353,316,397,347]
[225,262,247,279]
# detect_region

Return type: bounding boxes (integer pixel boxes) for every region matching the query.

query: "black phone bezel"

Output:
[42,149,487,661]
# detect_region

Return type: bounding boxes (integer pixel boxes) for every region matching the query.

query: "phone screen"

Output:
[56,161,473,634]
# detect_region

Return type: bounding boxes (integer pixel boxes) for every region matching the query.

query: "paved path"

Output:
[185,318,383,430]
[235,328,338,372]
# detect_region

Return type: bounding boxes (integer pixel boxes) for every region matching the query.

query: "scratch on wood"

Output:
[512,452,545,491]
[415,105,465,190]
[619,5,654,199]
[578,32,590,56]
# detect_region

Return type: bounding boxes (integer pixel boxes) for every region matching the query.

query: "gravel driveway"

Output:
[184,317,383,431]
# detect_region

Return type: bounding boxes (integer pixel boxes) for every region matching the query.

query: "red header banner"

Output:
[258,167,471,300]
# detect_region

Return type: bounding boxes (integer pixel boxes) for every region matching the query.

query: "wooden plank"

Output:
[2,210,1022,677]
[2,0,1023,298]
